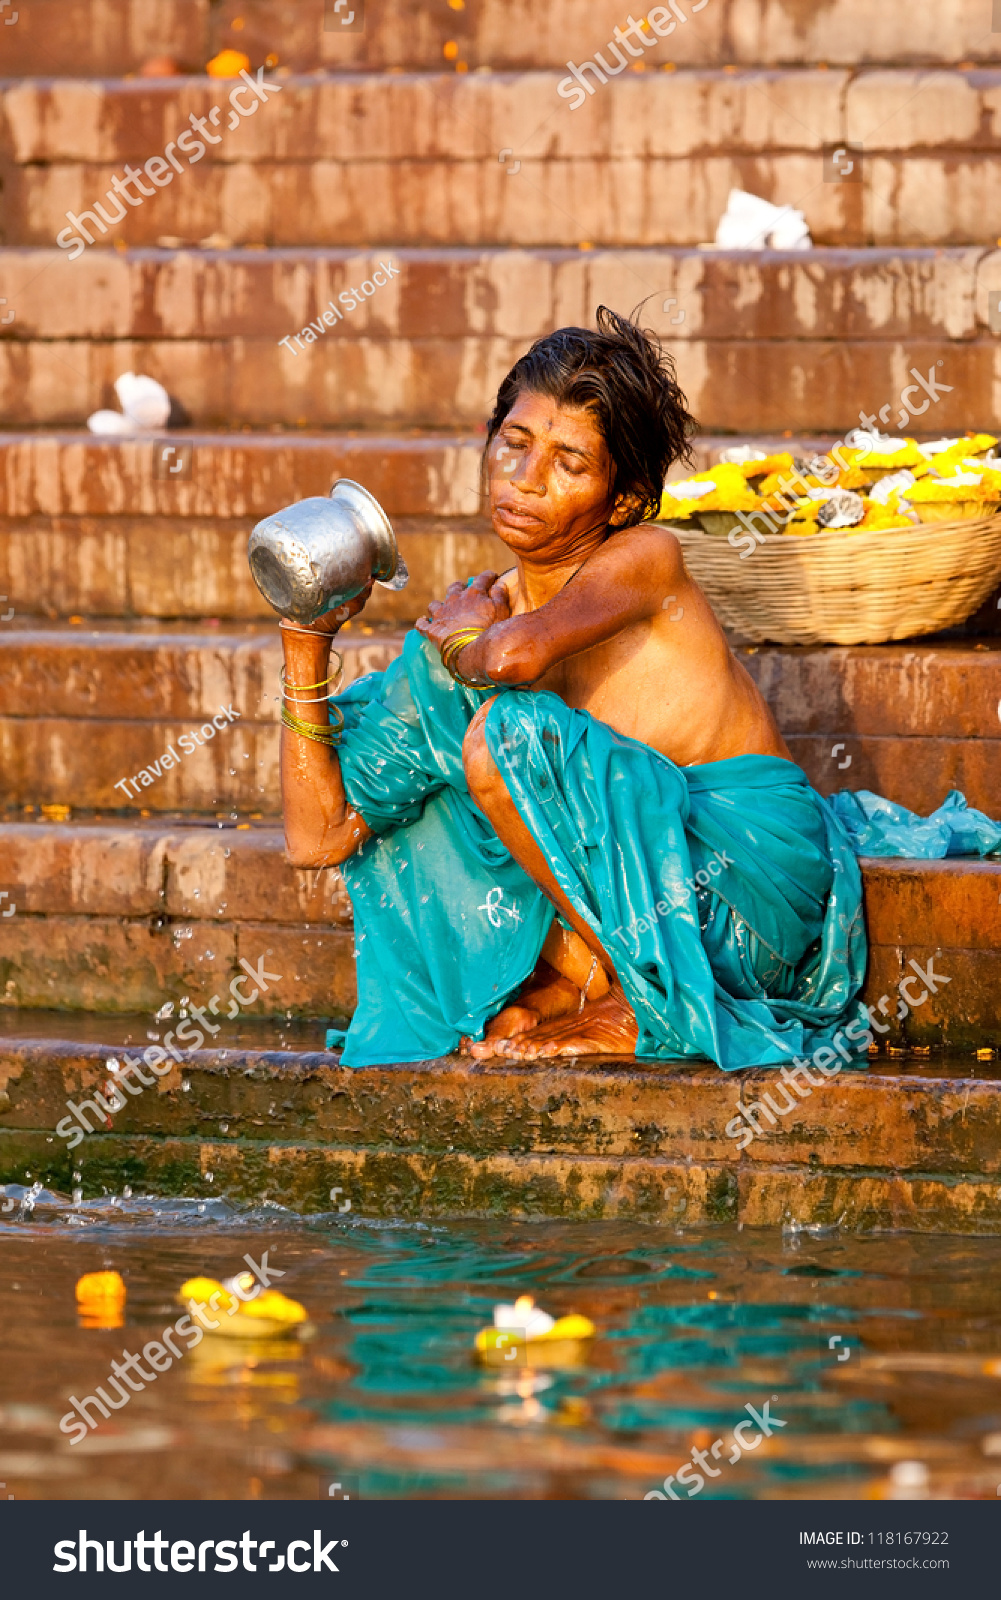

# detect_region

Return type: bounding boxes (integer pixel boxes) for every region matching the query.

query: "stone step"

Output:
[1,245,997,432]
[2,0,996,76]
[1,626,996,812]
[742,643,1001,813]
[0,429,858,623]
[0,620,403,812]
[2,1026,1000,1229]
[0,512,505,624]
[0,821,998,1049]
[5,71,1001,248]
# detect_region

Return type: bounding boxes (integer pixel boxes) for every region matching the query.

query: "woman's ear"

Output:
[608,489,645,528]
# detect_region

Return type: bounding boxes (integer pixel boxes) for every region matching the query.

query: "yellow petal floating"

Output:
[76,1269,127,1329]
[474,1293,595,1367]
[474,1314,596,1352]
[178,1274,309,1338]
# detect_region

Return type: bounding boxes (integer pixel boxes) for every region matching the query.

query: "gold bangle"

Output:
[280,655,343,694]
[441,626,483,656]
[281,704,344,744]
[441,627,484,678]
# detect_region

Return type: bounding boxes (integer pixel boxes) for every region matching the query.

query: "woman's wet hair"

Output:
[484,305,697,528]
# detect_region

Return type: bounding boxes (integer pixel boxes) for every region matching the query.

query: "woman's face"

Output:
[486,390,636,560]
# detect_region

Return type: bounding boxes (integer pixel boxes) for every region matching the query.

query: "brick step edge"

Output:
[3,1129,1001,1233]
[3,1038,1001,1171]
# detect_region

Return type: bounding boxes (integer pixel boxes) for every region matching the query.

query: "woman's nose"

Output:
[509,447,547,495]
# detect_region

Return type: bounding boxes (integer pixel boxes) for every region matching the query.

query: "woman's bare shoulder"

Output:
[604,522,684,578]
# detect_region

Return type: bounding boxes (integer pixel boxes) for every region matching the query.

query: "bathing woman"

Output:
[279,308,867,1068]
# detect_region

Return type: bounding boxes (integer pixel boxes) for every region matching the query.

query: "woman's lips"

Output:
[494,500,545,528]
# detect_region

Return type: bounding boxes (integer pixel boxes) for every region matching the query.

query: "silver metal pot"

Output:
[247,477,409,624]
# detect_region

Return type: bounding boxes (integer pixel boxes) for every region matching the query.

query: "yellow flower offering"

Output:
[474,1294,595,1362]
[906,469,999,523]
[861,438,925,468]
[738,452,794,481]
[858,494,917,531]
[659,464,760,521]
[919,434,996,475]
[76,1270,126,1329]
[179,1273,309,1338]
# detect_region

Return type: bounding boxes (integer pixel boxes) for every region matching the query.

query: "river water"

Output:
[2,1194,1000,1500]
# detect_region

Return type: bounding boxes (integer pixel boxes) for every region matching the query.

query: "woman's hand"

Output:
[280,579,374,642]
[414,571,511,657]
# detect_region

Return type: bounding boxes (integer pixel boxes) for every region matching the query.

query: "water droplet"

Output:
[72,1170,82,1183]
[220,1122,229,1133]
[181,1078,191,1092]
[205,1171,214,1183]
[122,1185,132,1199]
[72,1187,82,1205]
[223,848,231,858]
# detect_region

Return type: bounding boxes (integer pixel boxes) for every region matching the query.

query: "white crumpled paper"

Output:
[87,372,171,435]
[713,188,812,250]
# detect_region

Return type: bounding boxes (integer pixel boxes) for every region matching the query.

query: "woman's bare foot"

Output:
[466,962,581,1057]
[477,987,639,1061]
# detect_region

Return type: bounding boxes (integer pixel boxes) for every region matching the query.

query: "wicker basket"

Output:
[670,512,1001,645]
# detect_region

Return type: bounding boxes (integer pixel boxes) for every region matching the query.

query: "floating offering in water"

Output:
[75,1270,126,1329]
[178,1273,309,1338]
[474,1294,594,1364]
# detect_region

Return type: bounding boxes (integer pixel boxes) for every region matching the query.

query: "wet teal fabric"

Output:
[828,788,1001,859]
[327,631,870,1070]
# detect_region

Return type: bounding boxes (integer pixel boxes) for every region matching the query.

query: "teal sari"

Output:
[327,631,879,1070]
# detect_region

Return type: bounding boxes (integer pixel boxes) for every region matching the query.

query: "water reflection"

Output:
[2,1192,1001,1499]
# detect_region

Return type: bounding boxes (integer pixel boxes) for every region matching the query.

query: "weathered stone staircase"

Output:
[0,0,998,1228]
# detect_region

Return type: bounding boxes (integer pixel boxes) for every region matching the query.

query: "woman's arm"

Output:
[415,526,685,687]
[280,592,374,869]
